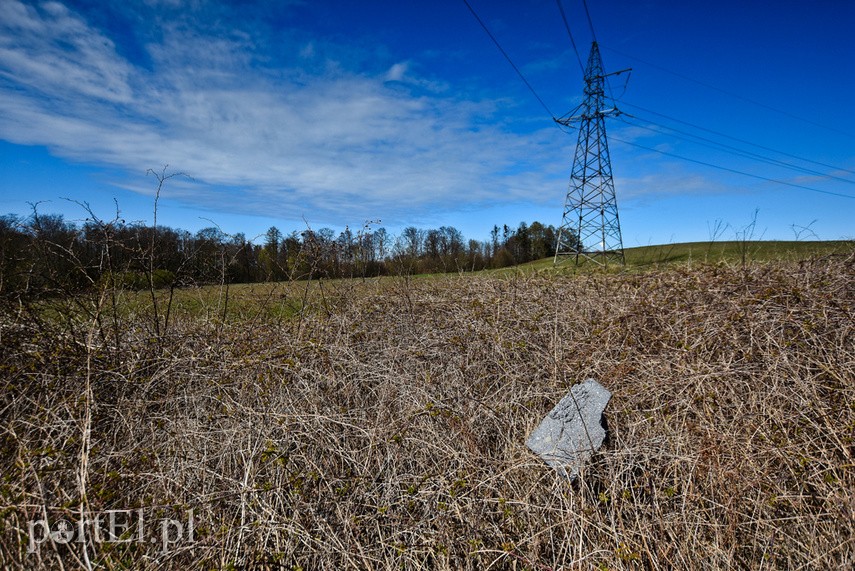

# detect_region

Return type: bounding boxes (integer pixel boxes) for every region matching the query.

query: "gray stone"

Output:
[526,378,611,479]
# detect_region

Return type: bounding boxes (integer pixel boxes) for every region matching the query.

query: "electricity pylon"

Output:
[554,41,629,266]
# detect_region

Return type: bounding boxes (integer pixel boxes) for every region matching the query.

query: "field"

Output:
[518,240,855,273]
[1,243,853,569]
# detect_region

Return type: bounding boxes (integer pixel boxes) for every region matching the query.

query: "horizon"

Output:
[1,0,853,245]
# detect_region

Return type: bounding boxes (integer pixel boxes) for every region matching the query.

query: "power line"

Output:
[554,0,585,75]
[618,115,855,185]
[574,1,621,104]
[600,45,855,140]
[618,101,855,176]
[460,0,556,119]
[609,134,855,200]
[458,1,854,202]
[581,0,597,42]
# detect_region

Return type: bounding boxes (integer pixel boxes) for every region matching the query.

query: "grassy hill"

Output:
[510,239,854,274]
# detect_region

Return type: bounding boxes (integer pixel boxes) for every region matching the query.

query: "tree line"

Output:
[0,209,579,299]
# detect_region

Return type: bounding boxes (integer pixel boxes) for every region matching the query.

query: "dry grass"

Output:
[1,254,853,570]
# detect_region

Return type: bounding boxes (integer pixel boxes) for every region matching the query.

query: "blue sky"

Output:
[1,0,853,246]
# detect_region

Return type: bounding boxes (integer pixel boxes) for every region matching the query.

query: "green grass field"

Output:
[104,240,854,323]
[498,239,854,274]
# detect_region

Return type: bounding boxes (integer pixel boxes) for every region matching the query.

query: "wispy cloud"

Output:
[0,1,134,103]
[614,171,726,202]
[0,0,568,224]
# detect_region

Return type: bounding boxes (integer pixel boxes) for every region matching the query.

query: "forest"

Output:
[0,210,577,298]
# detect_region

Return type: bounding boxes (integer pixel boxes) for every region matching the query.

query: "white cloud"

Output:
[0,0,134,103]
[385,62,408,82]
[299,41,316,59]
[0,0,568,224]
[614,171,724,201]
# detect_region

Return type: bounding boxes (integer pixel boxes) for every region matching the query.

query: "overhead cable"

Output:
[554,0,585,75]
[461,0,556,119]
[609,135,855,200]
[618,116,855,185]
[618,101,855,176]
[601,45,855,140]
[581,0,597,42]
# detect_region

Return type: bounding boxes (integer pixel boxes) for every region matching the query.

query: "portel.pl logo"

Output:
[28,509,194,555]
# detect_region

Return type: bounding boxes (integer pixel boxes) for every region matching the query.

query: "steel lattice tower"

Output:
[554,41,627,266]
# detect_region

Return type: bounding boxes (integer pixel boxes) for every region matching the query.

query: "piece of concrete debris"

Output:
[526,378,612,480]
